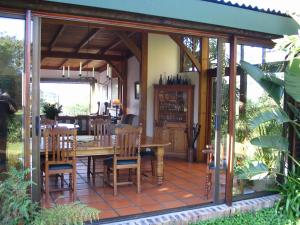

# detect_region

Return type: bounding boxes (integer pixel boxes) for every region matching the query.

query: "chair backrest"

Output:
[114,126,142,159]
[44,127,77,164]
[89,118,112,140]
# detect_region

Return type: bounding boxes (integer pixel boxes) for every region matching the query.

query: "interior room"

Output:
[38,18,213,219]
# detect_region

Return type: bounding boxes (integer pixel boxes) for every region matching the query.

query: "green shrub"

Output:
[0,167,100,225]
[7,113,22,143]
[191,207,297,225]
[275,164,300,221]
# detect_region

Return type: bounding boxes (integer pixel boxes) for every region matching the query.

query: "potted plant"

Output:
[42,103,62,120]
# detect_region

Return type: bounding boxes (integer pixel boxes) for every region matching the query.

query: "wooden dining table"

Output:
[39,135,170,185]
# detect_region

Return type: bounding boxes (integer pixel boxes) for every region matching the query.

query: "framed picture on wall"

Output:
[134,81,140,99]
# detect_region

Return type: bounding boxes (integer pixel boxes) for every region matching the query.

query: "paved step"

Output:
[95,194,279,225]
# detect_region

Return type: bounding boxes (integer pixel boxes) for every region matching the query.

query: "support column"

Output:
[24,10,31,170]
[214,38,225,204]
[225,35,237,206]
[90,82,96,113]
[239,45,247,118]
[122,58,128,114]
[197,37,209,162]
[139,33,148,133]
[31,15,41,202]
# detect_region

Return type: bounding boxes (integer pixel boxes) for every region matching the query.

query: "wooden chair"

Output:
[142,121,167,177]
[202,144,227,199]
[103,126,142,195]
[87,118,112,183]
[42,127,77,200]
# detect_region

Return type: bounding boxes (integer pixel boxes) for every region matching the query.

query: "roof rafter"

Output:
[49,24,65,52]
[114,31,141,62]
[57,28,102,69]
[170,35,201,72]
[42,51,123,61]
[82,32,136,69]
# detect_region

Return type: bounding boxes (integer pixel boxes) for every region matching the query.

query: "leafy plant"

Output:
[0,167,38,225]
[33,202,100,225]
[275,169,300,222]
[7,113,22,142]
[191,207,295,225]
[0,167,100,225]
[42,103,62,120]
[240,51,300,222]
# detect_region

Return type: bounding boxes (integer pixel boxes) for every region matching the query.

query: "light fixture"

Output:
[107,63,112,79]
[79,61,82,77]
[62,65,65,78]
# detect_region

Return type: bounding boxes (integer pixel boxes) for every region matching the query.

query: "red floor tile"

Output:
[99,209,119,219]
[115,206,143,216]
[42,158,212,219]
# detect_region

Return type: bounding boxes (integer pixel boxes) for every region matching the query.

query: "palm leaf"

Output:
[250,135,289,151]
[240,60,284,104]
[250,107,291,130]
[287,102,300,120]
[236,161,269,180]
[285,57,300,102]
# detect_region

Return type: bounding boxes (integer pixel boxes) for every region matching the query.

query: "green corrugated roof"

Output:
[46,0,299,36]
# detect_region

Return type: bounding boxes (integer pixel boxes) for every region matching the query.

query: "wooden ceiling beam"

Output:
[41,65,96,71]
[56,28,101,69]
[76,28,101,51]
[49,24,65,51]
[170,35,201,72]
[42,51,123,61]
[114,31,141,62]
[82,32,135,69]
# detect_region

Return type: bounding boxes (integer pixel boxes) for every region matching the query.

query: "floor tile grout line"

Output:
[75,159,121,216]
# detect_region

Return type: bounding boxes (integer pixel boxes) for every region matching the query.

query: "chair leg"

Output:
[137,166,141,194]
[87,156,91,179]
[61,173,64,188]
[103,165,107,186]
[73,171,77,201]
[92,157,96,183]
[128,169,132,181]
[45,172,49,200]
[206,172,212,199]
[151,160,156,177]
[113,167,117,196]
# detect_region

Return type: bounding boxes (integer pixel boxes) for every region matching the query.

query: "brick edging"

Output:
[102,194,280,225]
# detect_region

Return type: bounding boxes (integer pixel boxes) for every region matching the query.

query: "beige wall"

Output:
[146,33,180,136]
[126,56,140,115]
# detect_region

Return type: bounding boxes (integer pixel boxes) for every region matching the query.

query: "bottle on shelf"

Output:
[159,74,163,85]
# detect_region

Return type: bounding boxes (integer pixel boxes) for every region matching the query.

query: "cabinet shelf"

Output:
[153,84,194,159]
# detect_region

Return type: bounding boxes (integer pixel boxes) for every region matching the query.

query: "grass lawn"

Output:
[191,207,299,225]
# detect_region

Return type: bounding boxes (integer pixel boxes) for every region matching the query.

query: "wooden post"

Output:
[122,58,128,114]
[225,35,237,206]
[24,10,31,170]
[139,33,148,133]
[239,45,247,118]
[31,15,41,202]
[197,37,209,162]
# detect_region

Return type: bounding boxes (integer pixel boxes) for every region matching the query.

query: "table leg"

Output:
[155,146,164,185]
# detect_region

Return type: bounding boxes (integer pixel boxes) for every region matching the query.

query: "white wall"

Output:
[146,33,180,136]
[126,56,140,115]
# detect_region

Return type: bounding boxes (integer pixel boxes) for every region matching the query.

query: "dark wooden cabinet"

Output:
[153,85,194,159]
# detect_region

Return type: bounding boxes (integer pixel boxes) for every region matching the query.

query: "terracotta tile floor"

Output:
[41,158,213,219]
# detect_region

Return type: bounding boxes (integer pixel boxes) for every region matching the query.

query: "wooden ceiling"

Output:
[41,18,141,73]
